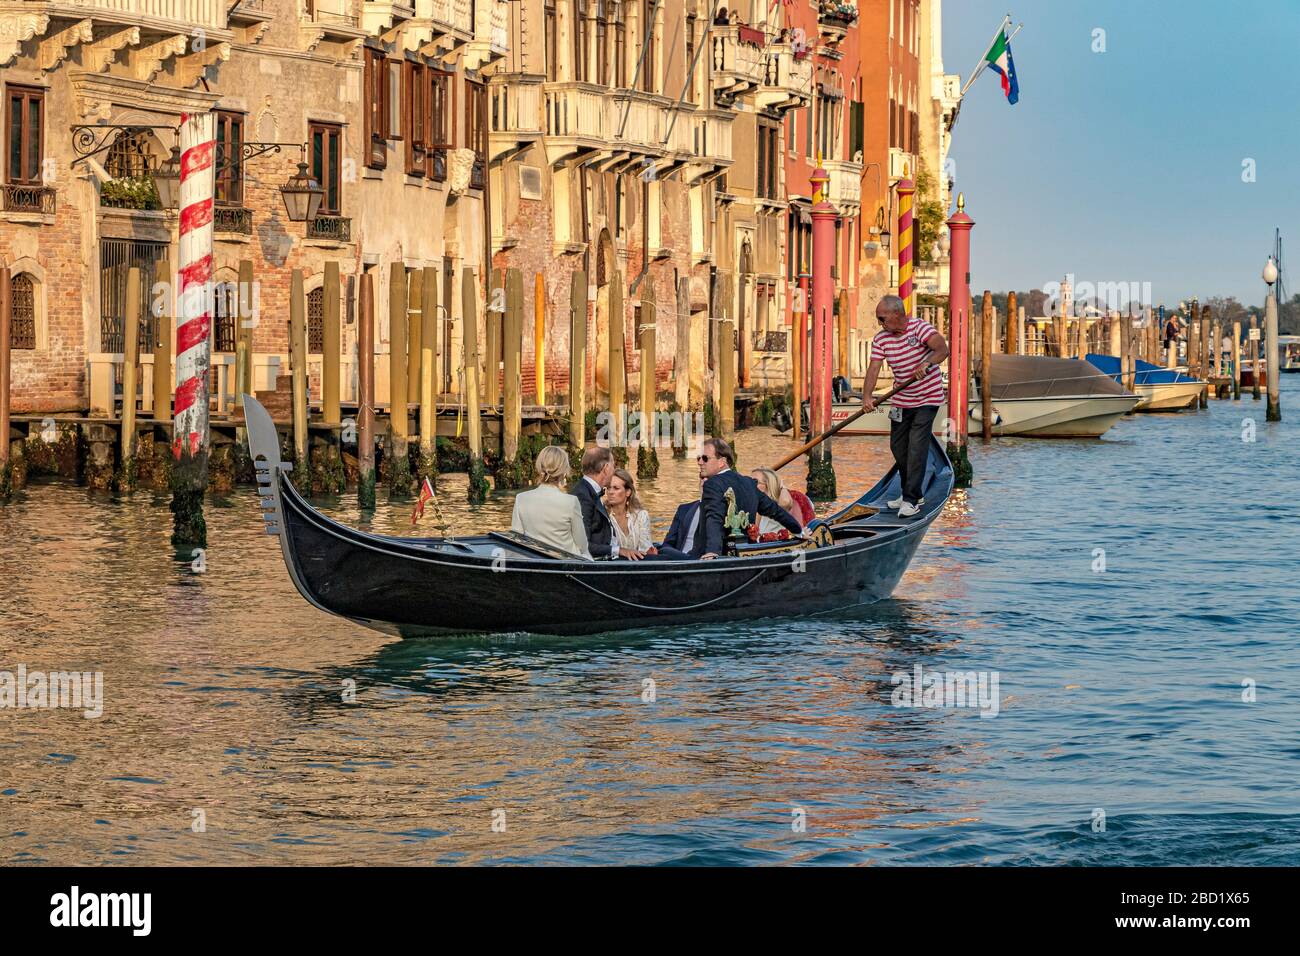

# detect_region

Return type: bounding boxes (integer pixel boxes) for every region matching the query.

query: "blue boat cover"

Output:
[1085,353,1199,385]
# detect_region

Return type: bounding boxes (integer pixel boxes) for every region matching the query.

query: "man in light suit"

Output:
[570,446,644,560]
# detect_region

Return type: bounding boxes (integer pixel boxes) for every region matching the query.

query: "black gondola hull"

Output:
[245,397,952,638]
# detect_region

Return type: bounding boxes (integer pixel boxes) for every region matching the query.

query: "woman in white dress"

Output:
[750,467,803,535]
[605,468,652,557]
[510,445,593,559]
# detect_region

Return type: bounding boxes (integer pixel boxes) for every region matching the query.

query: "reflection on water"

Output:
[3,386,1300,865]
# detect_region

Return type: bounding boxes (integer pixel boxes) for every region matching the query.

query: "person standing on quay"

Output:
[861,295,950,517]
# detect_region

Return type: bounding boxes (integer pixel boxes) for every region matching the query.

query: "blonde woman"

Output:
[510,445,592,559]
[750,466,811,534]
[605,468,652,558]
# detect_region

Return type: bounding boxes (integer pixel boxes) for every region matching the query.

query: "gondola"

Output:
[244,395,954,638]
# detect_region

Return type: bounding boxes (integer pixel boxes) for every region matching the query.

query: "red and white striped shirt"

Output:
[871,316,944,408]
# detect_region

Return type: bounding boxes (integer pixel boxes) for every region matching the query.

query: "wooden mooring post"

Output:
[534,273,546,406]
[289,269,309,478]
[234,258,253,411]
[154,256,174,421]
[407,268,423,410]
[1250,314,1261,401]
[568,269,588,452]
[463,266,487,502]
[638,281,659,479]
[418,265,438,481]
[1121,314,1135,393]
[118,266,142,488]
[981,290,993,441]
[1232,320,1242,400]
[791,301,803,446]
[608,269,625,451]
[388,263,412,497]
[1199,309,1211,406]
[1266,283,1282,422]
[357,271,377,509]
[1005,291,1018,354]
[499,267,523,484]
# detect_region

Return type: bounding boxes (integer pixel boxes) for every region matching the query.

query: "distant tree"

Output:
[1203,295,1249,326]
[914,161,946,264]
[1278,293,1300,335]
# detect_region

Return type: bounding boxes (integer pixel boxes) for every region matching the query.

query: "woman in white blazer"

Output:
[510,445,593,559]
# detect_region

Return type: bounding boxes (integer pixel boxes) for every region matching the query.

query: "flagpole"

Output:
[959,14,1011,98]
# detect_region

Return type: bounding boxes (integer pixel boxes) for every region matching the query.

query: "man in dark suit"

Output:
[570,446,644,560]
[650,479,705,560]
[697,438,802,559]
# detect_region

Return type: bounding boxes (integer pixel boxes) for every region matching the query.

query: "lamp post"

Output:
[1264,256,1281,421]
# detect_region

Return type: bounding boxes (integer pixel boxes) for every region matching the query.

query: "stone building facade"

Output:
[2,0,954,420]
[0,0,506,414]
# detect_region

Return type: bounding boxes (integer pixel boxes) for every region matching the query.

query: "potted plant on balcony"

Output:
[818,0,858,27]
[99,176,162,211]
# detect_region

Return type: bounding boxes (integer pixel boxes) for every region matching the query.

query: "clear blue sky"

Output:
[942,0,1298,307]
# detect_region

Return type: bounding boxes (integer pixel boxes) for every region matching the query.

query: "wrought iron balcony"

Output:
[213,205,252,235]
[758,42,812,113]
[307,215,352,242]
[711,24,766,106]
[1,183,56,215]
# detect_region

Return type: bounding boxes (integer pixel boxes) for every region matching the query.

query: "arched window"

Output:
[307,287,324,354]
[9,274,36,349]
[104,130,152,179]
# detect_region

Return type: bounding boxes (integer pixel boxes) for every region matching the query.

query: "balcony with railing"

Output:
[711,24,766,105]
[307,215,352,242]
[685,108,734,183]
[823,158,862,211]
[303,0,366,40]
[213,205,252,235]
[758,42,812,113]
[489,74,543,162]
[464,0,509,71]
[543,83,609,167]
[608,92,668,166]
[1,183,56,216]
[26,0,232,32]
[818,0,858,42]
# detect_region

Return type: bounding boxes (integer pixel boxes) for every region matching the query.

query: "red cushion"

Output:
[789,489,816,525]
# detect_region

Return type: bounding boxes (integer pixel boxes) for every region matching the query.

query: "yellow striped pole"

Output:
[897,165,916,318]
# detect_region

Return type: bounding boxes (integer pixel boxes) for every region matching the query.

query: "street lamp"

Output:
[1263,256,1278,285]
[279,159,323,223]
[153,145,182,211]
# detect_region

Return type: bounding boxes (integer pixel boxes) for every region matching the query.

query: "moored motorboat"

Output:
[829,355,1139,438]
[1085,353,1203,412]
[243,395,954,638]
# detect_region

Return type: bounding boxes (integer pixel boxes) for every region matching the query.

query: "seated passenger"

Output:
[510,445,592,559]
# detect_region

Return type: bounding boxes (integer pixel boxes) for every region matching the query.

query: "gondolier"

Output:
[862,295,949,517]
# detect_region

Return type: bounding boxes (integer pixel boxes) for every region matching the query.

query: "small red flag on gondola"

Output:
[411,477,435,525]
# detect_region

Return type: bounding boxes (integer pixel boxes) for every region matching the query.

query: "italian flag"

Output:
[984,29,1019,104]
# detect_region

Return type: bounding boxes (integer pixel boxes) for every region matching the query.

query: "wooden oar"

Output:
[772,375,919,471]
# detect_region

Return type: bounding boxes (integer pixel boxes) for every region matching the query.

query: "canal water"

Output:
[3,381,1298,865]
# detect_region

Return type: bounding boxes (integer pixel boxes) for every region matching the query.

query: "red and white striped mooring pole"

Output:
[171,112,215,546]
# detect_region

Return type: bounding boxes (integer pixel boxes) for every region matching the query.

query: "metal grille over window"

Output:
[10,274,36,349]
[213,282,237,353]
[308,288,324,353]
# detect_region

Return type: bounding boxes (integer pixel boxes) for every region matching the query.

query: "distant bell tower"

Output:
[1060,275,1074,318]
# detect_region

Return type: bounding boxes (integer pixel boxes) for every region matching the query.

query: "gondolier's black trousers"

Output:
[889,404,939,504]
